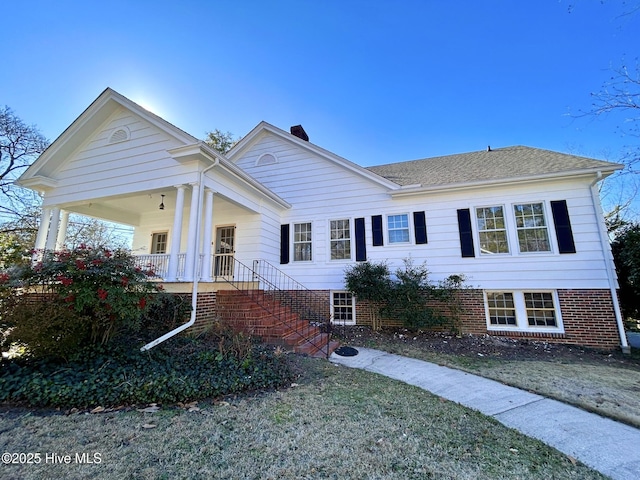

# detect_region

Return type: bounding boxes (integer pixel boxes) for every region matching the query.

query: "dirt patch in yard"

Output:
[335,326,640,427]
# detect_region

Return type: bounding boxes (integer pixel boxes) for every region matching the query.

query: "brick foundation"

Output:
[191,291,218,334]
[556,289,620,350]
[354,288,623,351]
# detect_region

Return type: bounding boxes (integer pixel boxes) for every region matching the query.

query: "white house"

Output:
[17,88,629,353]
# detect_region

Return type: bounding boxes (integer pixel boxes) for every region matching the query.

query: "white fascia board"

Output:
[389,167,622,198]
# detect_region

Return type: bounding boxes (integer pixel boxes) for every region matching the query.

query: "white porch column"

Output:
[55,210,69,250]
[200,188,214,281]
[32,207,51,262]
[34,207,51,251]
[45,207,61,251]
[184,182,201,281]
[167,184,187,281]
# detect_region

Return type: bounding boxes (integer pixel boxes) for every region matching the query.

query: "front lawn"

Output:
[0,357,606,480]
[336,326,640,428]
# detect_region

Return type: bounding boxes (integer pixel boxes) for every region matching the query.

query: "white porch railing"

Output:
[133,253,233,281]
[134,254,172,279]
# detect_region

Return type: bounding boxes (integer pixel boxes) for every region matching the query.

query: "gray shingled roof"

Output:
[366,146,622,188]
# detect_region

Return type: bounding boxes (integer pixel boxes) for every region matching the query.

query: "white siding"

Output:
[44,107,193,206]
[236,132,613,292]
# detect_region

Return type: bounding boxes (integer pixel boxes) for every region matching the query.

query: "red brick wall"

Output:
[191,292,217,334]
[556,289,620,350]
[354,288,622,350]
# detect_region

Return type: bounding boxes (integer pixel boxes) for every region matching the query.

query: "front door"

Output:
[214,226,235,278]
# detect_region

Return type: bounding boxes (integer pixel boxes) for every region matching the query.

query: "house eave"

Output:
[389,167,622,198]
[16,175,59,192]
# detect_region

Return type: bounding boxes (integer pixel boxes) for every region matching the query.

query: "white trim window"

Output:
[484,290,563,333]
[387,213,410,244]
[293,222,312,262]
[475,206,509,254]
[486,292,517,326]
[513,203,551,253]
[330,219,351,260]
[332,291,355,325]
[151,231,168,254]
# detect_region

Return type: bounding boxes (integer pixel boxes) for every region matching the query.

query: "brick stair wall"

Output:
[216,290,337,357]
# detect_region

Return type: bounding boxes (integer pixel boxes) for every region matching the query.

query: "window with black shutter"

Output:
[457,209,475,257]
[413,211,428,244]
[372,215,383,246]
[355,217,367,261]
[280,224,290,264]
[550,200,576,254]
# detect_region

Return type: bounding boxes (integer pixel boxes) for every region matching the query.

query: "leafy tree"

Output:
[204,129,238,154]
[611,223,640,323]
[0,106,49,219]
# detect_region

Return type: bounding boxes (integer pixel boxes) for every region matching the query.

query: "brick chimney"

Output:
[290,125,309,141]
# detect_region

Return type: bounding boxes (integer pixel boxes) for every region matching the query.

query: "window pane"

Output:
[293,223,312,261]
[486,292,516,325]
[476,206,509,254]
[388,214,410,243]
[333,292,354,324]
[330,219,351,260]
[514,203,550,252]
[151,232,168,254]
[524,292,557,326]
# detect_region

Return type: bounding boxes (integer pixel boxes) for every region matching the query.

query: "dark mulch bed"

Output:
[333,325,640,366]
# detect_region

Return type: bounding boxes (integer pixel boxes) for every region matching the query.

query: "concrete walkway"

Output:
[330,347,640,480]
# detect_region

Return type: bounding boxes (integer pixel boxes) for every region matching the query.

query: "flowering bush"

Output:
[1,245,161,359]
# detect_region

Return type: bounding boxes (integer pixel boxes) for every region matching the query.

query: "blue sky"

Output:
[3,1,637,173]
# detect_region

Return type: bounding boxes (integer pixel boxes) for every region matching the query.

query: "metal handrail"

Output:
[218,258,333,358]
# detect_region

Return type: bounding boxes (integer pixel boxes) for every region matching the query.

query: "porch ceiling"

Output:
[65,190,166,225]
[62,188,249,226]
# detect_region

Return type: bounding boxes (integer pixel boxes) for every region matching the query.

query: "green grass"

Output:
[344,332,640,428]
[0,357,606,479]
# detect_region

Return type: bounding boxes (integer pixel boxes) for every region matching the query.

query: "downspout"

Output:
[141,158,219,351]
[590,171,630,354]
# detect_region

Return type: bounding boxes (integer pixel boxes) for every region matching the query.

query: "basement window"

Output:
[484,290,563,333]
[332,291,355,325]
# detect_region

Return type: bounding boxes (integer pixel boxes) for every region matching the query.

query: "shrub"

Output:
[139,292,192,340]
[1,245,161,359]
[0,336,295,408]
[345,259,467,331]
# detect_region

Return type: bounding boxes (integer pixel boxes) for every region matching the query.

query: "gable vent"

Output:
[109,127,130,143]
[256,153,278,166]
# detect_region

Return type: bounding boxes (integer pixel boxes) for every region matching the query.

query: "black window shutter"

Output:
[457,209,475,257]
[372,215,383,246]
[355,217,367,261]
[550,200,576,254]
[280,224,290,264]
[413,211,428,244]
